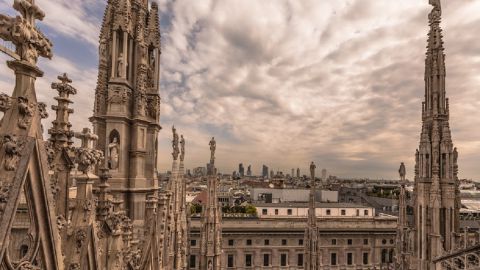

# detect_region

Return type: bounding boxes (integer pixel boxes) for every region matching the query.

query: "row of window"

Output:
[190,238,393,247]
[189,252,371,268]
[261,208,369,216]
[189,254,303,268]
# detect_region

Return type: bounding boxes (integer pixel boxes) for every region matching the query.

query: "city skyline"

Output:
[1,0,479,180]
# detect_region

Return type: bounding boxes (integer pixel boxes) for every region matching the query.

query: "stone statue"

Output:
[99,38,107,60]
[310,162,316,180]
[399,162,406,181]
[172,126,179,160]
[180,135,185,161]
[150,52,155,67]
[453,147,458,164]
[108,136,119,170]
[209,137,216,163]
[117,53,124,78]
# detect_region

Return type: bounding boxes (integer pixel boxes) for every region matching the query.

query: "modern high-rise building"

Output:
[247,165,252,176]
[321,169,327,182]
[262,165,269,178]
[239,163,245,177]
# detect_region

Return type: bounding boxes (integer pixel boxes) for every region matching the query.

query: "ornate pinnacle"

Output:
[49,73,77,148]
[97,167,111,221]
[172,126,179,160]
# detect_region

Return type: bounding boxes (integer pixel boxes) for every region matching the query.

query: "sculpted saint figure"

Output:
[209,137,216,163]
[108,136,119,169]
[399,162,406,181]
[117,53,124,78]
[172,126,179,160]
[180,135,185,161]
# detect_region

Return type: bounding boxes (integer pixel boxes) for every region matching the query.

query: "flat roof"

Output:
[253,202,369,208]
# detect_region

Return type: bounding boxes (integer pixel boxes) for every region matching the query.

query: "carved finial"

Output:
[75,128,98,149]
[0,0,53,64]
[74,128,103,175]
[172,126,179,160]
[57,73,72,84]
[180,135,185,162]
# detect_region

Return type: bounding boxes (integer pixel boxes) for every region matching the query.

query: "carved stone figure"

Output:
[0,93,12,112]
[209,137,216,163]
[108,87,127,104]
[3,135,20,171]
[399,162,406,181]
[0,184,10,213]
[310,161,316,180]
[172,126,179,160]
[17,96,34,129]
[99,38,107,60]
[117,53,124,78]
[180,135,185,161]
[108,136,119,170]
[37,102,48,118]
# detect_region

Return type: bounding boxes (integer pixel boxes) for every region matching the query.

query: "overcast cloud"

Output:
[0,0,479,180]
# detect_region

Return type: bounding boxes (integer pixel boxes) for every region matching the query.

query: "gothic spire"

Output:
[200,138,222,270]
[99,0,114,41]
[411,1,460,268]
[424,0,447,119]
[305,162,318,270]
[49,73,77,149]
[146,2,161,48]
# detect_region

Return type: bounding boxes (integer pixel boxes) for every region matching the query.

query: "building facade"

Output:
[189,203,397,269]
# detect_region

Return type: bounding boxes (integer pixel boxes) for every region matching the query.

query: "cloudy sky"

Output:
[0,0,479,180]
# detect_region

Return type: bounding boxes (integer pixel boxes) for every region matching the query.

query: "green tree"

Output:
[245,205,257,216]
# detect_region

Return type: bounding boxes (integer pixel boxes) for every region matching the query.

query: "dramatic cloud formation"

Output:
[0,0,479,180]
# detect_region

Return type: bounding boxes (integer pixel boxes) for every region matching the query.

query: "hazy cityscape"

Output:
[0,0,479,270]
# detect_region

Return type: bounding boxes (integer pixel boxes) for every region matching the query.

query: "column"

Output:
[111,31,117,79]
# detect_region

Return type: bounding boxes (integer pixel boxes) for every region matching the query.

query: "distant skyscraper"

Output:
[297,168,300,178]
[321,169,327,182]
[270,170,274,179]
[247,165,252,176]
[291,168,294,177]
[262,165,269,178]
[239,163,245,177]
